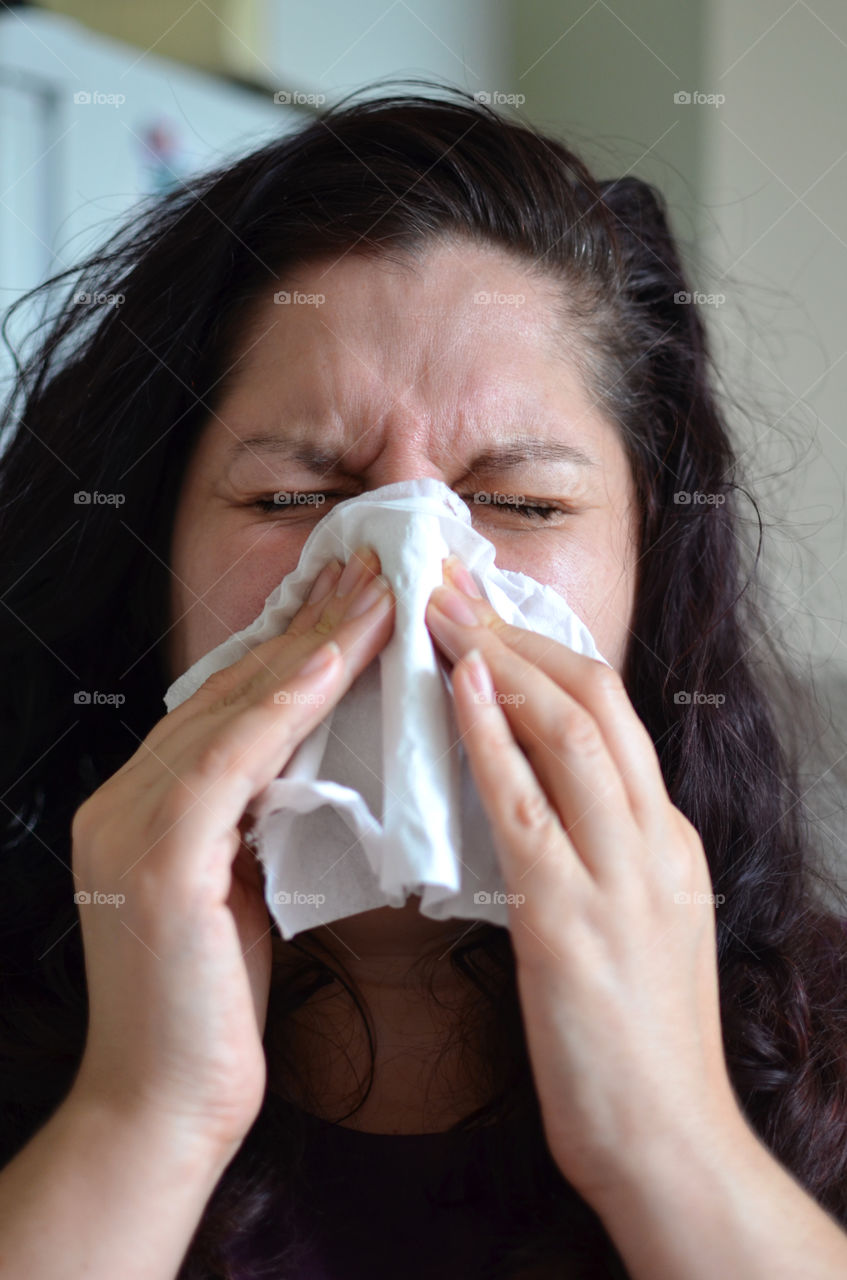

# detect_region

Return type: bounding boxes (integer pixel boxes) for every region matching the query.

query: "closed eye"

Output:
[248,491,573,522]
[460,493,568,521]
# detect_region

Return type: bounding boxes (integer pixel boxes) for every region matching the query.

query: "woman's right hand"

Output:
[68,546,394,1162]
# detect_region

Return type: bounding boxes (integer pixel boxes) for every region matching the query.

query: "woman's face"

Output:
[167,240,639,682]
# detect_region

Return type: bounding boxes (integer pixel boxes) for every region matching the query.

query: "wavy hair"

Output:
[2,84,846,1279]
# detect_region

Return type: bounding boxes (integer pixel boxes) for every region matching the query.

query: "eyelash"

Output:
[250,493,567,521]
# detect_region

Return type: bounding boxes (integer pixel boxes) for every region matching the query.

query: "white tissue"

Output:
[163,478,609,940]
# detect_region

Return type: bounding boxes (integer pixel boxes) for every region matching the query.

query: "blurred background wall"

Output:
[2,0,846,861]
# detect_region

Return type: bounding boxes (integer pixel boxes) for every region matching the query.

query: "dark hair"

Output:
[2,82,847,1279]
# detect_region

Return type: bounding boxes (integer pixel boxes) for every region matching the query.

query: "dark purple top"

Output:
[223,1104,611,1279]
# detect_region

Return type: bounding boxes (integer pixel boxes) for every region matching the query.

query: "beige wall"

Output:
[514,0,707,264]
[699,0,847,676]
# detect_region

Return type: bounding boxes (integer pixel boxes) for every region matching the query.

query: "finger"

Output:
[458,636,644,886]
[146,632,371,885]
[448,647,591,904]
[427,558,667,834]
[195,545,393,712]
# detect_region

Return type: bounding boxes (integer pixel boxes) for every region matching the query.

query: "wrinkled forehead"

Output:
[199,241,611,470]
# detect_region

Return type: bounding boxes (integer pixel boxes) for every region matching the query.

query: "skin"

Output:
[166,239,639,1132]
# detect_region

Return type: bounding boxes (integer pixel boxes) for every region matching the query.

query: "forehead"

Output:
[222,240,573,391]
[200,240,623,475]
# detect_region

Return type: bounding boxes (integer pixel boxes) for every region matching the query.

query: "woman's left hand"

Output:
[425,554,747,1208]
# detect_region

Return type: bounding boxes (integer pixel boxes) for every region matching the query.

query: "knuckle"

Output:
[587,660,626,697]
[189,737,239,784]
[71,791,119,849]
[155,775,204,828]
[485,610,513,638]
[70,795,98,843]
[474,717,515,766]
[674,807,703,848]
[204,668,265,713]
[198,665,239,697]
[547,707,604,759]
[511,784,554,835]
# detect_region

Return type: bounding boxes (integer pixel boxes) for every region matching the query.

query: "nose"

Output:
[355,429,452,493]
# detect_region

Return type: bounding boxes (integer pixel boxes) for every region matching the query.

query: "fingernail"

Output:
[345,573,392,619]
[307,559,344,605]
[335,545,377,597]
[299,640,341,676]
[464,648,494,703]
[444,554,483,599]
[429,584,479,627]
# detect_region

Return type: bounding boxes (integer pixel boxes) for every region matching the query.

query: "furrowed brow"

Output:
[226,434,347,471]
[226,432,599,472]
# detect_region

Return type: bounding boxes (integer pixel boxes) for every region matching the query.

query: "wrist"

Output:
[584,1096,758,1223]
[64,1079,247,1183]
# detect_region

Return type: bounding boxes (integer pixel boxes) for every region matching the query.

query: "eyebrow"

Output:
[226,433,599,472]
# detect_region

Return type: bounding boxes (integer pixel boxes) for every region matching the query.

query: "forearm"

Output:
[0,1089,235,1279]
[594,1110,847,1280]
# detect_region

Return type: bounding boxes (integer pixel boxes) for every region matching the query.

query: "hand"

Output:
[425,554,743,1207]
[70,547,394,1158]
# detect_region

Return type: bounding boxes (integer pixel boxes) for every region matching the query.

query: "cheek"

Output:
[167,523,309,677]
[490,526,635,672]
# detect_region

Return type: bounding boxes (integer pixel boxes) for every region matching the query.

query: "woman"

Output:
[1,86,846,1279]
